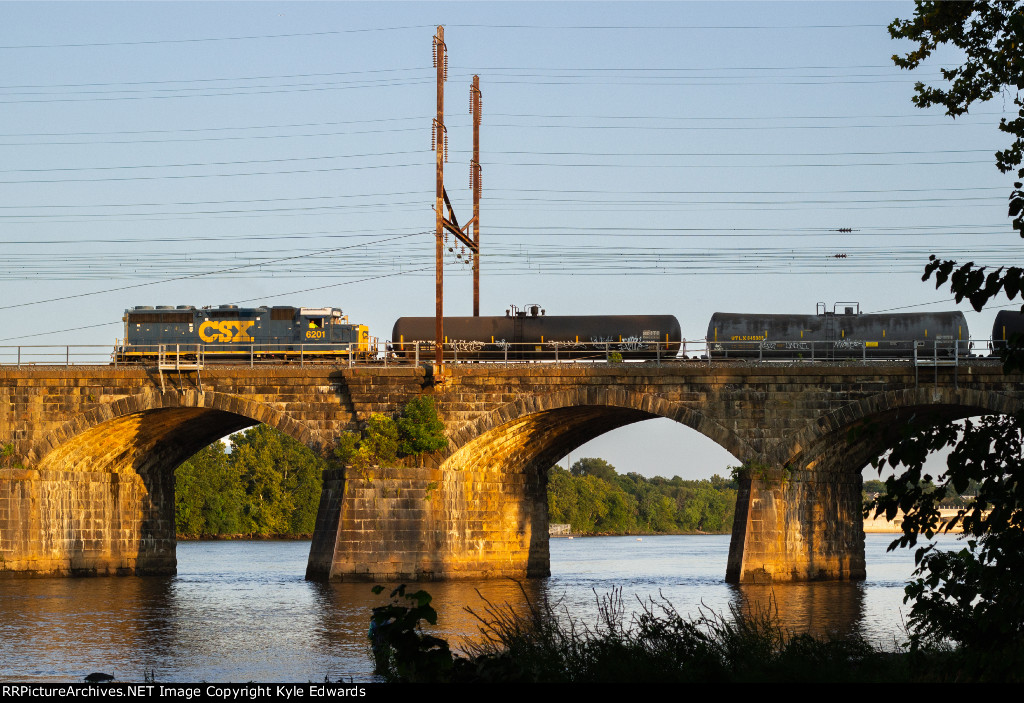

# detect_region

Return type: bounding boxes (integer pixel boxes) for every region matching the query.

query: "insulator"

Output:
[443,54,448,81]
[431,122,436,151]
[444,132,449,162]
[432,40,437,68]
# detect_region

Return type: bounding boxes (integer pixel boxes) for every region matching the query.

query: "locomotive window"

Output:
[307,318,323,329]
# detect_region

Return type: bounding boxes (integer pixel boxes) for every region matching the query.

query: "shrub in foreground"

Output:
[368,585,917,683]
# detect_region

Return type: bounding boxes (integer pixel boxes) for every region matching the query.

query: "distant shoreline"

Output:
[177,533,313,541]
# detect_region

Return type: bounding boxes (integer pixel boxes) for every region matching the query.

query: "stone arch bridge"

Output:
[1,360,1019,583]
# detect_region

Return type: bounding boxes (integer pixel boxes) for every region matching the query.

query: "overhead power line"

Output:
[0,22,887,51]
[0,232,423,311]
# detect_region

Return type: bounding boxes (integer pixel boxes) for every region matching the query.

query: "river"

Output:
[0,533,959,682]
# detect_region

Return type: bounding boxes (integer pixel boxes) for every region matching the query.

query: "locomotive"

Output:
[707,303,970,359]
[115,304,375,362]
[391,305,682,360]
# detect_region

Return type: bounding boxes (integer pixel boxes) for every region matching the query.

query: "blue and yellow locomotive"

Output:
[115,304,375,363]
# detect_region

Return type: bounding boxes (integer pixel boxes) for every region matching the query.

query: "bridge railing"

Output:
[0,345,116,366]
[389,340,684,364]
[0,338,999,367]
[701,338,988,363]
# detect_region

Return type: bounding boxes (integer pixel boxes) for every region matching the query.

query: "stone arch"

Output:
[15,390,322,577]
[443,386,752,463]
[783,387,1024,473]
[420,387,747,580]
[27,388,322,470]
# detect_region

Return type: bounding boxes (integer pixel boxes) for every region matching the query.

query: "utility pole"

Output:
[432,26,482,365]
[470,74,482,317]
[433,25,447,367]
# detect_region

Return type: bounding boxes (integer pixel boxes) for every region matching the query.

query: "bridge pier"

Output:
[306,459,549,582]
[726,466,865,583]
[0,463,177,577]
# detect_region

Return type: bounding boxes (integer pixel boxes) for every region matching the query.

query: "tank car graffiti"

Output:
[452,339,486,353]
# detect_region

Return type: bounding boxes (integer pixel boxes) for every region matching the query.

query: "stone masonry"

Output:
[1,360,1021,583]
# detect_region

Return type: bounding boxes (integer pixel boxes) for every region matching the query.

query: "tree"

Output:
[331,397,448,469]
[175,440,245,536]
[867,1,1024,660]
[175,426,326,537]
[570,457,618,482]
[397,396,448,456]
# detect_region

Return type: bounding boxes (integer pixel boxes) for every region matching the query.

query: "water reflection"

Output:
[729,582,867,640]
[0,534,958,682]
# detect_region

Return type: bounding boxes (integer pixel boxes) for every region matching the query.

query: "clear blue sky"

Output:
[1,2,1016,478]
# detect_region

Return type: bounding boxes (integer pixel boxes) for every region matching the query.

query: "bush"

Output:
[367,585,912,682]
[332,397,447,468]
[397,396,448,456]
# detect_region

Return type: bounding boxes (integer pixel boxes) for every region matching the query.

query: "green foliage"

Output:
[869,413,1024,655]
[547,461,736,534]
[331,396,448,469]
[331,431,361,467]
[397,395,448,456]
[175,441,244,536]
[372,586,911,683]
[901,2,1024,303]
[369,585,453,683]
[861,1,1024,662]
[0,443,23,469]
[174,425,324,537]
[608,351,624,363]
[889,2,1024,187]
[362,414,399,465]
[570,457,618,481]
[863,479,887,495]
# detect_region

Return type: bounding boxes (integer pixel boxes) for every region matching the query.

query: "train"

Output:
[115,304,375,363]
[114,301,992,364]
[392,305,681,360]
[707,303,970,359]
[992,309,1024,351]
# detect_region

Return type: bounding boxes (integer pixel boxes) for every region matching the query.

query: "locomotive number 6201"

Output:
[305,330,325,340]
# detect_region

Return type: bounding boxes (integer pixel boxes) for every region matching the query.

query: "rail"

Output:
[0,338,999,368]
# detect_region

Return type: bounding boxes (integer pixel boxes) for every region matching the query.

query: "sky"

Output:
[0,2,1018,479]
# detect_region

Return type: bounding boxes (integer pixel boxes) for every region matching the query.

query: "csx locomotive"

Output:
[115,304,374,362]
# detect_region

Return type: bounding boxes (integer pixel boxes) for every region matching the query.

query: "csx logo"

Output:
[198,320,255,343]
